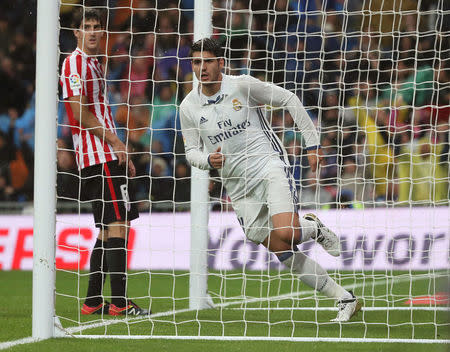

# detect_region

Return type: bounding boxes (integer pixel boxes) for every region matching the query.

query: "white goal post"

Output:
[189,0,215,311]
[33,0,59,340]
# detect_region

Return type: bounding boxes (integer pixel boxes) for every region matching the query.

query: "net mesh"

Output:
[55,0,449,340]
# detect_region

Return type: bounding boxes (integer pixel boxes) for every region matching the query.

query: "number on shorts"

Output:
[120,184,131,212]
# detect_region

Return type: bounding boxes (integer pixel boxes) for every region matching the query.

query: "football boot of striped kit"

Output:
[109,300,151,316]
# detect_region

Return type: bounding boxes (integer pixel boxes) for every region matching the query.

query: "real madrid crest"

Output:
[232,98,242,111]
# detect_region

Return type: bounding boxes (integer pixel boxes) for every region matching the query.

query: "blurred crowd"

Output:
[0,1,36,202]
[0,0,449,210]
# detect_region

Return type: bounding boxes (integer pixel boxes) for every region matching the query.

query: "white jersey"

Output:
[180,74,320,201]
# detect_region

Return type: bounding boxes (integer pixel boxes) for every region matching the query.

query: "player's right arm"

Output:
[180,103,225,169]
[67,95,127,166]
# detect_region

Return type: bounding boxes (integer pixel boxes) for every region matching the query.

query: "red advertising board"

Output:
[0,207,448,271]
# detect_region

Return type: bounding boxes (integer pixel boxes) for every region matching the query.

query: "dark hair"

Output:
[190,38,222,58]
[72,8,103,29]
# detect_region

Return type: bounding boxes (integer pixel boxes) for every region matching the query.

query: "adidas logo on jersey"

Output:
[200,117,208,124]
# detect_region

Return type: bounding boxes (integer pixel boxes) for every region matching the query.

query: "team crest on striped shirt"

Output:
[232,98,242,111]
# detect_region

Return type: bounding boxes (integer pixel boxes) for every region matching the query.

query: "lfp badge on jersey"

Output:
[69,73,82,90]
[232,98,242,111]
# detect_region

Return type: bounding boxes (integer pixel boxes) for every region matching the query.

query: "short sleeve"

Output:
[60,54,84,99]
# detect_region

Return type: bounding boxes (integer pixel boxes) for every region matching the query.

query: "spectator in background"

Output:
[299,77,320,119]
[120,49,153,102]
[149,156,173,202]
[0,56,27,114]
[174,159,190,203]
[114,95,152,200]
[397,136,449,205]
[0,15,9,54]
[338,157,374,205]
[155,36,191,82]
[148,83,177,126]
[0,109,34,201]
[299,170,334,210]
[139,83,178,163]
[0,171,15,201]
[319,132,339,186]
[115,95,150,145]
[178,72,193,102]
[229,44,251,76]
[155,12,177,52]
[108,33,131,92]
[380,57,434,115]
[322,90,341,128]
[285,135,306,190]
[9,30,35,84]
[0,127,16,201]
[14,93,35,151]
[131,0,156,47]
[348,87,396,202]
[273,37,303,92]
[56,138,79,200]
[415,59,450,129]
[338,125,358,162]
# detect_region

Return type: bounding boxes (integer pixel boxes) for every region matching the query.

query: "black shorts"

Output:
[81,160,139,228]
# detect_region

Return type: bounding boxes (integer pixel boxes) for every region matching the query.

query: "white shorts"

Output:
[232,163,298,244]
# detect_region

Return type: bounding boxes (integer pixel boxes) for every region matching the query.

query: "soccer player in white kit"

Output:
[180,38,361,322]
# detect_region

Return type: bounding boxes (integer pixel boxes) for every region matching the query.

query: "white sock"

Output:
[282,251,352,300]
[299,218,318,243]
[321,277,353,301]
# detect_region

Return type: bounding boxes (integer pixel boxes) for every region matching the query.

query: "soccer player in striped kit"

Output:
[180,38,361,321]
[60,9,149,316]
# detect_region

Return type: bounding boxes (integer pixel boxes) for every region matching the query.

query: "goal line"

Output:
[69,335,450,344]
[61,273,444,338]
[225,307,449,312]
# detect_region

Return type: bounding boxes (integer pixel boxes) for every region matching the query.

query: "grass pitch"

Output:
[0,270,448,351]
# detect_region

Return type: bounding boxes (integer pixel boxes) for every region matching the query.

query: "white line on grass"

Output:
[0,337,40,351]
[226,306,450,312]
[65,274,435,335]
[70,335,450,344]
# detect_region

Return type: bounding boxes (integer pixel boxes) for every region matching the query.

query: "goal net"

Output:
[50,0,449,342]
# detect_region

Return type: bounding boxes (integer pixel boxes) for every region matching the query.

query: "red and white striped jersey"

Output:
[60,47,117,170]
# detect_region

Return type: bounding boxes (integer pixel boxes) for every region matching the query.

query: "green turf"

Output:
[5,340,449,352]
[1,270,448,351]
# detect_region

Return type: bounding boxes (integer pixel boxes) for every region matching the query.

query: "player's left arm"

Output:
[241,75,323,172]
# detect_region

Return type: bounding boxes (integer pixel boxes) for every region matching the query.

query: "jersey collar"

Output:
[75,47,98,60]
[197,74,227,106]
[75,47,88,57]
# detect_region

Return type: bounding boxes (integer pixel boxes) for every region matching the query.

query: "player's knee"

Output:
[271,226,300,246]
[106,221,128,239]
[97,229,107,241]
